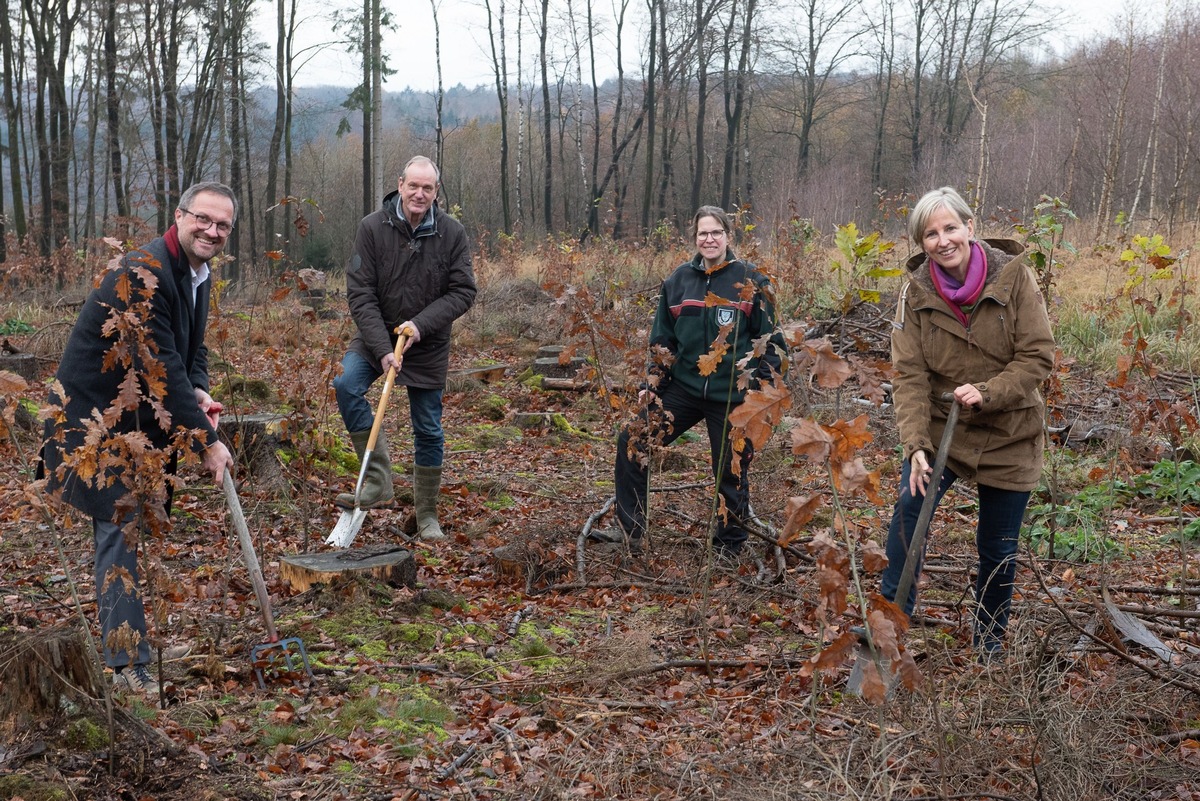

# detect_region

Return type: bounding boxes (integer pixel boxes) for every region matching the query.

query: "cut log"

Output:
[0,623,107,722]
[279,545,417,592]
[219,412,291,487]
[540,376,594,391]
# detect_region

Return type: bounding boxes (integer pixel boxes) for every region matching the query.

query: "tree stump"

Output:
[279,545,416,592]
[532,356,587,380]
[450,364,508,383]
[0,624,107,723]
[0,353,38,382]
[220,412,291,488]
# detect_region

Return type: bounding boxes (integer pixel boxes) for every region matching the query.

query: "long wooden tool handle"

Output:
[223,467,278,642]
[363,331,409,453]
[350,331,409,502]
[893,393,960,615]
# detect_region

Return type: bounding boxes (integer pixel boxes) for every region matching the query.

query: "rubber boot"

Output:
[335,431,394,509]
[413,465,446,541]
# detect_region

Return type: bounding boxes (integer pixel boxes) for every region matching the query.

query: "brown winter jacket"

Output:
[891,238,1055,492]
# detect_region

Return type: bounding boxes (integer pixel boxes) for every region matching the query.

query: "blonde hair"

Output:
[908,186,973,245]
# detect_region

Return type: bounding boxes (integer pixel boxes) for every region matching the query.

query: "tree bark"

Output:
[485,0,512,232]
[539,0,553,233]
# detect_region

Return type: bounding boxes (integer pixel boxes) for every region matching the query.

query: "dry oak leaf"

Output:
[826,414,873,463]
[799,629,860,678]
[834,457,883,502]
[802,338,853,389]
[791,418,832,463]
[780,494,822,544]
[860,539,888,574]
[727,378,791,450]
[696,321,734,377]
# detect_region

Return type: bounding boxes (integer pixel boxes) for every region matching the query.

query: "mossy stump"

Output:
[220,412,291,488]
[0,624,106,722]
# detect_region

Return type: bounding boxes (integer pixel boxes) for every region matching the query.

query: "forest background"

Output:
[1,0,1196,278]
[2,0,1200,799]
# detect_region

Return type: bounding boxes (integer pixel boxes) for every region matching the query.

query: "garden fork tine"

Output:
[223,467,313,688]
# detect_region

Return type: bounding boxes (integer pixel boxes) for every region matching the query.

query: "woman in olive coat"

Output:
[883,186,1055,655]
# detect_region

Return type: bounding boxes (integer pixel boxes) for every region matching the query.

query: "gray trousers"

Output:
[94,517,150,668]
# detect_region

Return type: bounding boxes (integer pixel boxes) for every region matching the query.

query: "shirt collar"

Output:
[189,262,209,306]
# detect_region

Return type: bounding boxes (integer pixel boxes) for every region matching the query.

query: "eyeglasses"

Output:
[696,230,726,241]
[180,208,234,236]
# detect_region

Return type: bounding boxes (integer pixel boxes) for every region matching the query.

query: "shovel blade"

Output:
[326,508,367,548]
[846,644,895,699]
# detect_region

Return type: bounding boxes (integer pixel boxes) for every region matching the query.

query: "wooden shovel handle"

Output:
[362,330,409,453]
[893,393,960,615]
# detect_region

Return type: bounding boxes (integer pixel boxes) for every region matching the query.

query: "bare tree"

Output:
[719,0,756,208]
[484,0,512,232]
[538,0,553,232]
[430,0,445,178]
[1095,21,1135,240]
[689,0,720,212]
[23,0,82,256]
[1128,13,1170,229]
[869,0,897,189]
[0,0,28,243]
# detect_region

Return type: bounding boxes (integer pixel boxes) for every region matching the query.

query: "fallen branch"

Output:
[1029,560,1200,696]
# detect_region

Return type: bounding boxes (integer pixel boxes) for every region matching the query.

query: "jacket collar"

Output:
[383,190,439,237]
[905,238,1022,297]
[689,247,737,273]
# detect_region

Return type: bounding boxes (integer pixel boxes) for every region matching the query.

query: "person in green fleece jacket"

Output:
[611,205,786,557]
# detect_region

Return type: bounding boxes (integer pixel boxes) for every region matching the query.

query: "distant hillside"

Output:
[259,83,502,144]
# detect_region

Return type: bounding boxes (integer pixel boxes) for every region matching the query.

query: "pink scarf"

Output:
[929,241,987,328]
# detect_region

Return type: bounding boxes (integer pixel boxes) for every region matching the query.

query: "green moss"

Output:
[517,368,543,388]
[260,723,302,747]
[393,623,439,650]
[516,636,554,659]
[336,696,384,736]
[214,374,276,404]
[356,639,390,661]
[0,774,68,801]
[334,684,453,753]
[481,394,508,421]
[441,650,497,679]
[64,717,109,750]
[548,413,604,441]
[469,423,523,451]
[483,494,515,510]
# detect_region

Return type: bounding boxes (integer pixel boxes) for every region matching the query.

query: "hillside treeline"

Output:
[1,0,1196,280]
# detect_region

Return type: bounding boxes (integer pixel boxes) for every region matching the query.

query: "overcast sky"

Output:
[271,0,1149,91]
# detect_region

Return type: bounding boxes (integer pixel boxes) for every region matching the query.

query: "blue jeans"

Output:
[95,517,151,668]
[880,459,1031,653]
[333,351,445,467]
[614,381,751,551]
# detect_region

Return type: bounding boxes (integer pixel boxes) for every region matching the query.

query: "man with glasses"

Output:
[332,156,476,542]
[41,182,237,699]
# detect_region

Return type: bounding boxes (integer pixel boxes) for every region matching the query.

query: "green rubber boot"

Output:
[335,430,395,509]
[413,465,446,541]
